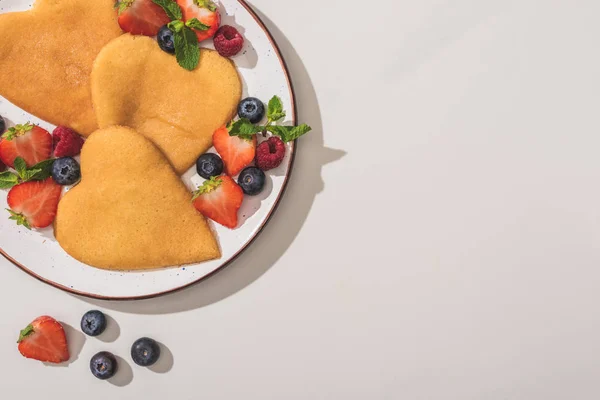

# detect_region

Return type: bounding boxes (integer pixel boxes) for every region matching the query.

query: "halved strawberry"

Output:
[176,0,221,42]
[0,123,52,168]
[116,0,171,36]
[18,316,70,364]
[213,126,256,176]
[7,178,62,229]
[193,175,243,229]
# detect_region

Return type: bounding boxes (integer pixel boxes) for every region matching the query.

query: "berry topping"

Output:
[51,157,81,186]
[17,316,70,364]
[213,125,256,176]
[176,0,221,42]
[0,123,52,168]
[52,126,84,158]
[131,337,161,367]
[238,166,265,196]
[116,0,171,36]
[90,351,118,380]
[7,178,62,229]
[80,310,107,337]
[237,97,265,124]
[192,175,243,228]
[256,136,286,171]
[213,25,244,57]
[196,153,224,179]
[157,24,175,54]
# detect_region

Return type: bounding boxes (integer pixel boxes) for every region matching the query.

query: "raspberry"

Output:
[256,136,286,171]
[53,126,84,158]
[213,25,244,58]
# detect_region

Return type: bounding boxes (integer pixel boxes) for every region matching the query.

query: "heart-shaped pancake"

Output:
[54,126,221,271]
[0,0,122,135]
[91,34,242,175]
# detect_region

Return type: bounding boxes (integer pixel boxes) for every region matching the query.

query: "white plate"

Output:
[0,0,296,299]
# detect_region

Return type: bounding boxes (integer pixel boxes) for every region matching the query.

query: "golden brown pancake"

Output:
[91,34,242,175]
[0,0,122,135]
[54,126,221,271]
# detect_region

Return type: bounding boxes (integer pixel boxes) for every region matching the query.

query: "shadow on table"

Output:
[73,4,346,315]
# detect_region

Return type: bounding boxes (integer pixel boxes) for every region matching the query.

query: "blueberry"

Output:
[51,157,80,185]
[157,25,175,54]
[237,166,265,196]
[131,337,161,367]
[0,115,5,134]
[196,153,224,179]
[80,310,107,337]
[90,351,118,380]
[237,97,265,124]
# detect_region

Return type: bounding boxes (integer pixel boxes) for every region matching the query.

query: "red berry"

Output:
[255,136,286,171]
[213,25,244,57]
[53,126,84,158]
[17,316,70,364]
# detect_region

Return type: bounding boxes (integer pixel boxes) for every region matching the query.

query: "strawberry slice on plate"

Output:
[0,123,52,168]
[116,0,171,36]
[213,125,257,177]
[18,316,70,364]
[7,178,62,229]
[176,0,221,42]
[193,175,243,229]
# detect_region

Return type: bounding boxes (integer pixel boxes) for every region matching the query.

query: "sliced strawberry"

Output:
[176,0,221,42]
[116,0,171,36]
[193,175,243,229]
[0,123,52,168]
[213,126,256,176]
[7,178,62,229]
[17,316,70,364]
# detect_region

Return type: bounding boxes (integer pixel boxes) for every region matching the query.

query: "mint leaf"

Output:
[228,118,262,140]
[0,171,18,189]
[267,124,312,143]
[27,159,54,181]
[267,96,285,121]
[194,0,216,12]
[186,18,210,31]
[13,157,26,178]
[174,26,200,71]
[168,19,185,33]
[152,0,182,21]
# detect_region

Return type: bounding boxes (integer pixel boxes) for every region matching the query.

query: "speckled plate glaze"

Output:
[0,0,296,299]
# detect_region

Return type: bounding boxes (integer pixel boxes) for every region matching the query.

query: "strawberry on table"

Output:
[213,125,257,177]
[17,316,70,364]
[116,0,171,36]
[0,123,52,168]
[192,175,243,229]
[176,0,221,42]
[7,178,62,229]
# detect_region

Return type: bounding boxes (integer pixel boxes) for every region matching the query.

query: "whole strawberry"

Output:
[256,136,286,171]
[213,25,244,57]
[53,126,84,158]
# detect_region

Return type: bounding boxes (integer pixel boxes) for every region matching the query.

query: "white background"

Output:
[2,0,600,398]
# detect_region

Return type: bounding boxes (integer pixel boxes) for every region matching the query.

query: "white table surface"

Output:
[2,0,600,398]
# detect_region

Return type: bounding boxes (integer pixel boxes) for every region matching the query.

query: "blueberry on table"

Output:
[51,157,80,185]
[90,351,117,380]
[131,337,161,367]
[80,310,107,337]
[157,25,175,54]
[196,153,224,179]
[237,97,265,124]
[237,166,265,196]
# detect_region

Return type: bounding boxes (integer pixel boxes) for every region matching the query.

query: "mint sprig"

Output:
[228,95,312,143]
[0,157,55,189]
[153,0,210,71]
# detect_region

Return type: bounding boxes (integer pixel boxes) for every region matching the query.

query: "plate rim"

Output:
[0,0,298,301]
